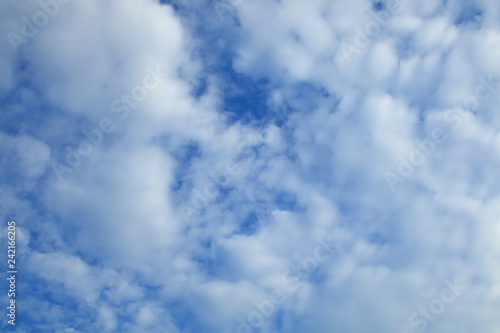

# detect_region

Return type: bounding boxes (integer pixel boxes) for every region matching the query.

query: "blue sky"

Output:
[1,0,500,332]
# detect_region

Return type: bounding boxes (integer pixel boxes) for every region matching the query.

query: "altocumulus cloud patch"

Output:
[1,0,500,332]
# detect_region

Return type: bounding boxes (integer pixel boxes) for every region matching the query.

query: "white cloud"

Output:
[2,0,500,331]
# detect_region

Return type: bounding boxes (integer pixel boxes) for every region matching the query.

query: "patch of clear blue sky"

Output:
[162,0,341,131]
[372,1,384,11]
[162,0,273,126]
[454,7,483,28]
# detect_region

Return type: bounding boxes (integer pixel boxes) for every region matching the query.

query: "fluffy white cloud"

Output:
[2,0,500,332]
